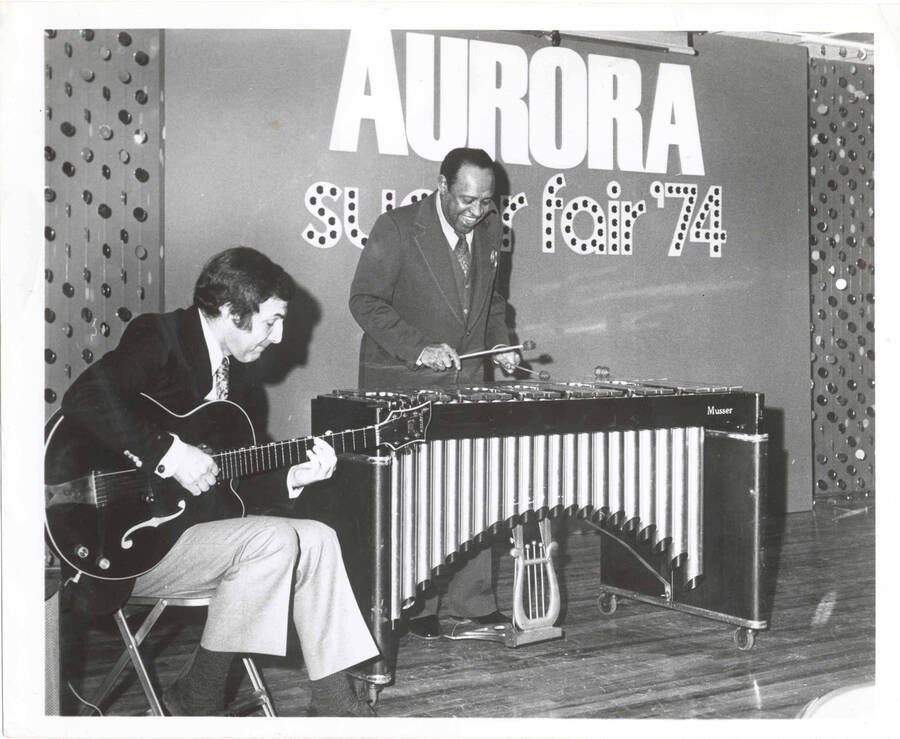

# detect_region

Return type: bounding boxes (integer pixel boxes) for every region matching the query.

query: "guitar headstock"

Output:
[376,401,431,451]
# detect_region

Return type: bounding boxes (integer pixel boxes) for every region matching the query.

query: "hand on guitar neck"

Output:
[287,437,337,493]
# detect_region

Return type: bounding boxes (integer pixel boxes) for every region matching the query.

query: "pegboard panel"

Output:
[44,29,164,421]
[807,54,874,501]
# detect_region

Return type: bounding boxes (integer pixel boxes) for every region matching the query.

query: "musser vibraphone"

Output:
[306,379,768,696]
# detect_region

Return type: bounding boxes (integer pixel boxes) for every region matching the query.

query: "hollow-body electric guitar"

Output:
[45,394,430,581]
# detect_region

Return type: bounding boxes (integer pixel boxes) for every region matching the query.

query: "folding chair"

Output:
[85,594,276,716]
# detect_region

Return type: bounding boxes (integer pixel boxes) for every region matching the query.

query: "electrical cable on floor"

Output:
[67,681,103,716]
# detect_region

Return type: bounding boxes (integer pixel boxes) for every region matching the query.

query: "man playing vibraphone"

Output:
[349,147,520,639]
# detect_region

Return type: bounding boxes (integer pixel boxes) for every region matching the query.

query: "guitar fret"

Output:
[205,406,425,483]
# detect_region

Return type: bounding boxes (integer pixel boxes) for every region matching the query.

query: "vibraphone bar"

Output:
[310,378,768,689]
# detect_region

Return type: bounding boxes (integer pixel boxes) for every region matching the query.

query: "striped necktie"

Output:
[213,357,230,400]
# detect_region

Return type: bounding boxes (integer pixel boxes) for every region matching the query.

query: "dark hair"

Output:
[194,247,294,328]
[439,147,494,187]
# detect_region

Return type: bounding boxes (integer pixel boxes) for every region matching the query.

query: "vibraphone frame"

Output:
[306,381,768,694]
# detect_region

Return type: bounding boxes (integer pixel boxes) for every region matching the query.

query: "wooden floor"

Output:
[58,503,876,720]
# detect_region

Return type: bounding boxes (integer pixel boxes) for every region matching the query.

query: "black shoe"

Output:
[407,615,442,640]
[162,680,193,716]
[307,700,377,717]
[469,610,512,626]
[162,677,224,716]
[162,683,185,716]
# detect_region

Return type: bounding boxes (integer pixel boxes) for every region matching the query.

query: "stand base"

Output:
[444,620,563,647]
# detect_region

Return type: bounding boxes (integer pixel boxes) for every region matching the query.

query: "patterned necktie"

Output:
[454,232,471,279]
[213,357,230,400]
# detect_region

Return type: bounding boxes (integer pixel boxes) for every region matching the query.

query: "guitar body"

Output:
[45,396,255,581]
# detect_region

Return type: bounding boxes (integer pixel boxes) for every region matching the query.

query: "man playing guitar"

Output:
[54,247,379,716]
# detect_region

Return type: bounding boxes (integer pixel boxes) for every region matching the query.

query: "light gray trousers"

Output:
[133,515,379,680]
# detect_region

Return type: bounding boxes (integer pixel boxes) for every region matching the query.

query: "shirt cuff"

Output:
[155,434,187,478]
[287,466,305,499]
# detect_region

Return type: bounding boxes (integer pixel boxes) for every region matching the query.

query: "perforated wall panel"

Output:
[44,29,164,421]
[808,53,874,501]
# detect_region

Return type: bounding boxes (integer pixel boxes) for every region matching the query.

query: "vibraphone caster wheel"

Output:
[365,682,382,707]
[733,626,756,651]
[350,675,382,707]
[597,591,617,616]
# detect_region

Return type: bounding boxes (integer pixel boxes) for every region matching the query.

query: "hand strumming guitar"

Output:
[172,444,220,496]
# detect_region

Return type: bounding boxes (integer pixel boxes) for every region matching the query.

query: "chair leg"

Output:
[112,608,165,716]
[241,657,277,717]
[86,602,168,716]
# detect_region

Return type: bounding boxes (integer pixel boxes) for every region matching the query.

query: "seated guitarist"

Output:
[60,246,379,716]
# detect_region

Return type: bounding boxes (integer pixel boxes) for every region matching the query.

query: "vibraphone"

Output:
[308,379,768,693]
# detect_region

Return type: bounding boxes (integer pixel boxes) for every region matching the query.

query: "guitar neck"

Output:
[213,424,377,481]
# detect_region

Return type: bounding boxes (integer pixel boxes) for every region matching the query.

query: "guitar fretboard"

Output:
[213,424,380,480]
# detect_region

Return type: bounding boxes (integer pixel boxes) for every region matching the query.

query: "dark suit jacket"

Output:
[349,193,510,388]
[61,306,255,474]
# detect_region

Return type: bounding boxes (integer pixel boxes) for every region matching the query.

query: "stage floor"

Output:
[57,502,876,719]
